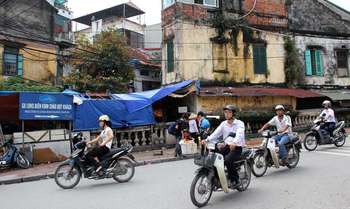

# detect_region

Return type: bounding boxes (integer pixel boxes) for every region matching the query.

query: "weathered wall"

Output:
[295,35,350,86]
[0,0,56,42]
[0,44,3,75]
[162,22,286,84]
[197,95,296,114]
[287,0,350,34]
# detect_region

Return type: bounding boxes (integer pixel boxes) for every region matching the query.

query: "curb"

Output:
[0,155,194,186]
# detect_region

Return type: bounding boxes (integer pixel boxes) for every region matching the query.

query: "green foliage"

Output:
[0,77,61,92]
[65,29,134,93]
[284,37,303,86]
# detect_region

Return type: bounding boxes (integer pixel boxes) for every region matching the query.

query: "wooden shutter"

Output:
[253,45,267,74]
[17,55,23,76]
[305,50,312,76]
[315,50,324,76]
[167,39,174,73]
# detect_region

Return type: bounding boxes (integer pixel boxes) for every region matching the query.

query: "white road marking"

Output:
[316,151,350,157]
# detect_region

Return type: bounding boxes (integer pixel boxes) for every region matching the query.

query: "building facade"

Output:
[0,0,73,85]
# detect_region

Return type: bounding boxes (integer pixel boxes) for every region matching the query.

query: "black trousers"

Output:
[324,122,336,136]
[85,146,110,168]
[218,145,243,183]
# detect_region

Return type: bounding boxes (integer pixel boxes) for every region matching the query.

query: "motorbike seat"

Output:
[101,147,126,159]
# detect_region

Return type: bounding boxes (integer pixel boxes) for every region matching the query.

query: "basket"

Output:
[180,143,198,155]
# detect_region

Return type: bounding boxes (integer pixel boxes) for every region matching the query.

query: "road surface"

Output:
[1,143,350,209]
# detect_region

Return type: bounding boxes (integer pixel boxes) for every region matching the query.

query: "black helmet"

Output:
[223,105,237,114]
[197,111,205,117]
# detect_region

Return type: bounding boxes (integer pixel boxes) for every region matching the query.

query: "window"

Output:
[203,0,217,7]
[336,49,349,77]
[167,38,174,73]
[305,48,324,76]
[253,45,268,74]
[163,0,175,8]
[177,0,218,7]
[3,47,23,76]
[140,69,149,76]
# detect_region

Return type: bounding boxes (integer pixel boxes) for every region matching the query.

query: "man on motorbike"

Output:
[320,100,336,137]
[203,105,246,188]
[86,115,114,173]
[258,105,292,165]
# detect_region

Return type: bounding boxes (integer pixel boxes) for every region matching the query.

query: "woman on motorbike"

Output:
[86,115,114,173]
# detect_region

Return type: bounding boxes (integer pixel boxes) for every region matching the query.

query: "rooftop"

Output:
[73,2,145,26]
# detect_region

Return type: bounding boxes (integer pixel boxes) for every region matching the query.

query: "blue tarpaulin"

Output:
[73,80,193,131]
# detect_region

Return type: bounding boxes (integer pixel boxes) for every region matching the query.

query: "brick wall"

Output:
[162,3,208,26]
[243,0,288,29]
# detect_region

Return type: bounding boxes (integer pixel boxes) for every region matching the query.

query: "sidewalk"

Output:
[0,139,262,185]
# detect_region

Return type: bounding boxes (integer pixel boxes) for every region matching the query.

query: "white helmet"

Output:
[322,100,332,107]
[99,115,110,122]
[275,105,285,111]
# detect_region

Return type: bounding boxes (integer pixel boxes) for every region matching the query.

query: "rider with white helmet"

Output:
[321,100,336,136]
[86,115,114,173]
[259,105,293,165]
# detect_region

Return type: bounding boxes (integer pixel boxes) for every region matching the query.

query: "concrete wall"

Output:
[162,22,286,85]
[197,95,296,114]
[145,23,162,49]
[295,35,350,86]
[287,0,350,34]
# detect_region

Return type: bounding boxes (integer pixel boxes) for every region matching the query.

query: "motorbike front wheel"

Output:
[334,131,346,147]
[54,163,81,189]
[113,158,135,183]
[251,152,267,177]
[304,133,318,151]
[16,153,30,169]
[190,173,213,208]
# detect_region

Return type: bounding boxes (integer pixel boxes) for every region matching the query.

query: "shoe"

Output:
[280,158,289,166]
[230,180,241,189]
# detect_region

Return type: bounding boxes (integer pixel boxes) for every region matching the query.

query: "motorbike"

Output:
[54,133,136,189]
[303,117,347,151]
[190,135,254,208]
[251,131,302,177]
[0,139,30,169]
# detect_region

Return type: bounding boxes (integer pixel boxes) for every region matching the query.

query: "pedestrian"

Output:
[197,111,211,138]
[174,112,190,157]
[189,113,199,144]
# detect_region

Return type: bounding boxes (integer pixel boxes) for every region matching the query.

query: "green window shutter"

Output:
[253,45,267,74]
[315,50,324,76]
[305,50,312,76]
[17,55,23,76]
[167,39,174,73]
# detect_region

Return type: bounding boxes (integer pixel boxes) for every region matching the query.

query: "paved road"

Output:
[1,143,350,209]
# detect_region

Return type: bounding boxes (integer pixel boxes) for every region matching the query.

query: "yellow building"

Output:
[161,1,324,113]
[0,38,59,84]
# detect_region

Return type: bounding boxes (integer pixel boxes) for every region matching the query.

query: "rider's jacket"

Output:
[207,119,246,147]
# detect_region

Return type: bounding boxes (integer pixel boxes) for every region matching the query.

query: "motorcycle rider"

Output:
[320,100,336,137]
[203,105,246,188]
[258,105,292,165]
[86,115,114,173]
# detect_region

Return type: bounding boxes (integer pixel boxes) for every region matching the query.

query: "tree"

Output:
[284,37,303,86]
[0,77,61,92]
[65,29,134,92]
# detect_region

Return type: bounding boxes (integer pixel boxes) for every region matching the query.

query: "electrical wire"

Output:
[233,0,257,20]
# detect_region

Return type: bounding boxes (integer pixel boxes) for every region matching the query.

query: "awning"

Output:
[199,87,324,98]
[317,90,350,101]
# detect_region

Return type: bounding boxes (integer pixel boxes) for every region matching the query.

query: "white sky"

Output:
[68,0,350,26]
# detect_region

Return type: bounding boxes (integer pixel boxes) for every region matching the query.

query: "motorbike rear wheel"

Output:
[113,158,135,183]
[190,173,213,208]
[16,153,30,169]
[251,152,267,177]
[334,132,346,147]
[237,163,252,192]
[286,148,300,169]
[304,133,318,151]
[54,163,81,189]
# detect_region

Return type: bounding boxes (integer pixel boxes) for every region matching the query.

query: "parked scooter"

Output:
[190,135,254,208]
[251,131,302,177]
[303,117,347,151]
[0,139,30,169]
[54,133,136,189]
